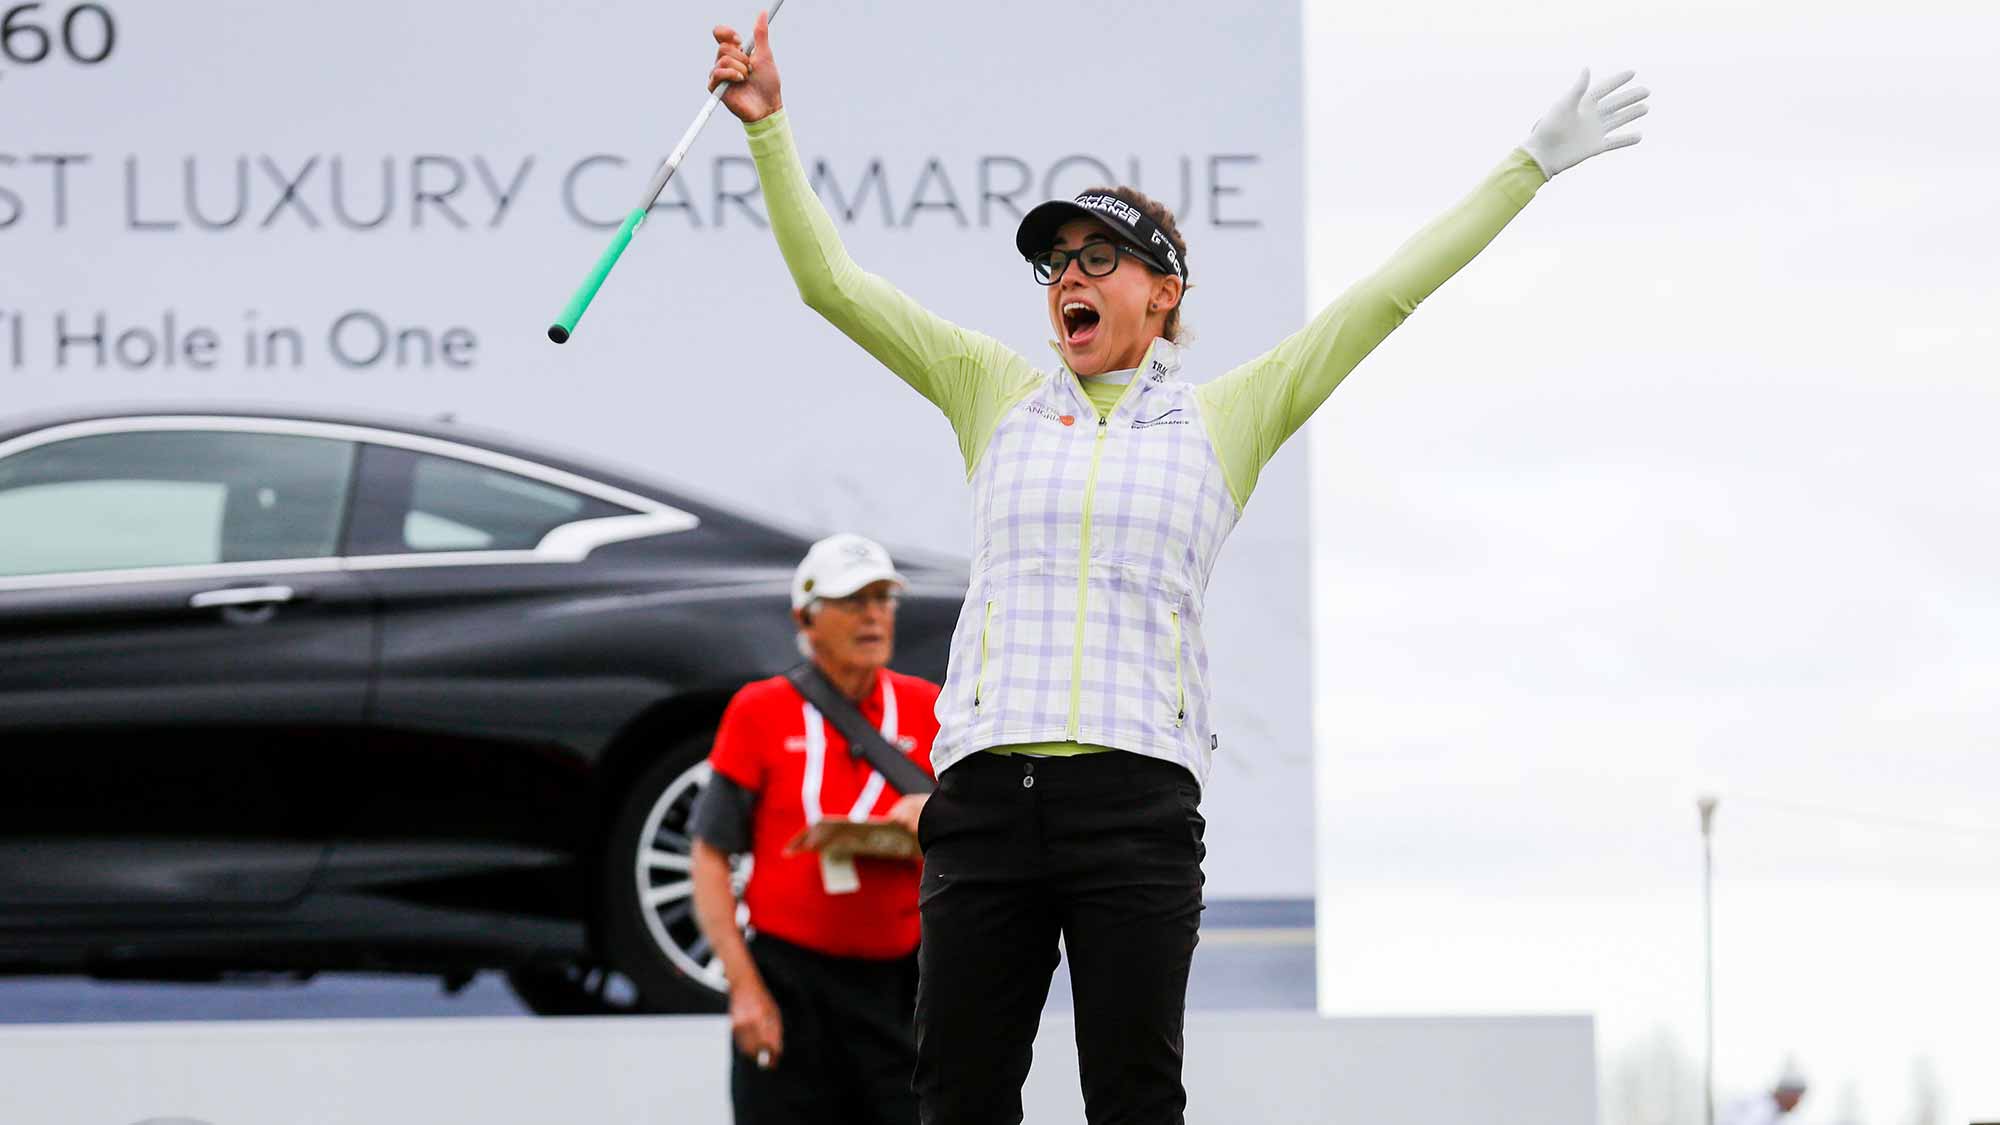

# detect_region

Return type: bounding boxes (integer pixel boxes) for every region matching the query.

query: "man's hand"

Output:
[709,10,783,123]
[1520,68,1650,178]
[886,793,927,839]
[730,977,784,1068]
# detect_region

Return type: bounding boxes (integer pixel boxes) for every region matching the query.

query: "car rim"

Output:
[633,759,749,997]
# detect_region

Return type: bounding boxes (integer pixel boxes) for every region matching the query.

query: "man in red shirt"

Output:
[690,533,939,1125]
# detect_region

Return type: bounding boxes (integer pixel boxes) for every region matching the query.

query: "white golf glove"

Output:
[1521,69,1650,178]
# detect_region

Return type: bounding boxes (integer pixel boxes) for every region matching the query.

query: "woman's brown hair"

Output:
[1083,185,1191,343]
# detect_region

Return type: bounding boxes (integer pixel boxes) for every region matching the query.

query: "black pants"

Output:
[913,750,1206,1125]
[731,933,920,1125]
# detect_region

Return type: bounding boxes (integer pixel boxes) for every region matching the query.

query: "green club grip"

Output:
[548,208,647,344]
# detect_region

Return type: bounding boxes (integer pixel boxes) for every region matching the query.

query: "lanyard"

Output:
[799,669,899,825]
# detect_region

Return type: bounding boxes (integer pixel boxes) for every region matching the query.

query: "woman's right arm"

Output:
[743,110,1001,394]
[712,16,1036,468]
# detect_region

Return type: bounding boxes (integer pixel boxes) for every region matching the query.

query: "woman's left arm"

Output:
[1198,69,1650,510]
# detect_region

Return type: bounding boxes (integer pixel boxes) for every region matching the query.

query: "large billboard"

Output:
[2,0,1312,897]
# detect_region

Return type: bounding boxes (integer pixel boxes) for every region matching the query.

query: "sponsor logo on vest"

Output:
[1149,358,1170,382]
[1025,401,1077,427]
[1132,408,1187,429]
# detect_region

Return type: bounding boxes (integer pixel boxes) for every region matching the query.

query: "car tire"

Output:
[597,733,740,1014]
[504,961,647,1016]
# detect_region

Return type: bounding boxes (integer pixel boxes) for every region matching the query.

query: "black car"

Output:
[0,404,964,1014]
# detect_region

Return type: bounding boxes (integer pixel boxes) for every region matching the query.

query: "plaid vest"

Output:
[932,340,1239,785]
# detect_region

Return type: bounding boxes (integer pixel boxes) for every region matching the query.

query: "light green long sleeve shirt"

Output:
[744,109,1544,508]
[743,109,1545,755]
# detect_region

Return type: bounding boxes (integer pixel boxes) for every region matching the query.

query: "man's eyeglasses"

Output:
[1030,241,1169,285]
[819,590,901,612]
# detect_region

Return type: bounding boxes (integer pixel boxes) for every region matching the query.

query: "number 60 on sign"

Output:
[0,2,116,76]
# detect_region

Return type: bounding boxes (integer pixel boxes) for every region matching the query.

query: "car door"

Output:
[0,422,373,908]
[322,439,692,902]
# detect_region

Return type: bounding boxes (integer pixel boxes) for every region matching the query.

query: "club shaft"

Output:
[634,95,726,212]
[632,0,783,213]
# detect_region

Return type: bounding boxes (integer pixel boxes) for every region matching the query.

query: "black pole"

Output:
[1699,795,1718,1125]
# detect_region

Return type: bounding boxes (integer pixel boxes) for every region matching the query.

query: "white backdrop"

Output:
[2,1,1311,897]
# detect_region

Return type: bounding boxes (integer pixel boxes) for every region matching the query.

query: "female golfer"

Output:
[709,14,1646,1124]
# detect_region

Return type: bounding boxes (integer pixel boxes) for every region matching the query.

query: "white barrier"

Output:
[0,1012,1595,1125]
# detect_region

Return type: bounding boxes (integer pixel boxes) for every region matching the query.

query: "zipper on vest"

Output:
[1067,414,1110,740]
[974,599,994,709]
[1171,608,1186,727]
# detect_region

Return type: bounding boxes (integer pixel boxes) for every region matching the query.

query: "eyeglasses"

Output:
[1029,241,1168,285]
[819,590,901,612]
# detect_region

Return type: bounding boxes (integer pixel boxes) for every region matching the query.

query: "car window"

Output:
[0,429,356,578]
[347,445,633,556]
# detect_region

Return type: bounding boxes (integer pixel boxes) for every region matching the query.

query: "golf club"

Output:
[546,0,787,344]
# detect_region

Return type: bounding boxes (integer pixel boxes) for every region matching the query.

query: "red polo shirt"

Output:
[708,668,940,960]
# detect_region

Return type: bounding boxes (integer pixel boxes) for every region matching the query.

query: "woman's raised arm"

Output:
[711,14,1038,470]
[1196,69,1651,510]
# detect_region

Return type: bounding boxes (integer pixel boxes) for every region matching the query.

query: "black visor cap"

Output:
[1015,192,1186,281]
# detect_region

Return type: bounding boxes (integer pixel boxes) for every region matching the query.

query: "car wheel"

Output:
[504,961,646,1016]
[598,734,750,1013]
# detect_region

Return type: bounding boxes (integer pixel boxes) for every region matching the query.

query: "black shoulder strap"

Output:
[786,663,935,796]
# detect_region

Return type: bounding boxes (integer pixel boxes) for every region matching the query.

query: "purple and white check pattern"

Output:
[931,341,1241,785]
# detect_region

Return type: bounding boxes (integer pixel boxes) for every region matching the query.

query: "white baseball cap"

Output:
[791,533,908,610]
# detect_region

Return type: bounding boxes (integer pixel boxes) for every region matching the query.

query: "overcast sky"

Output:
[1299,0,1998,1121]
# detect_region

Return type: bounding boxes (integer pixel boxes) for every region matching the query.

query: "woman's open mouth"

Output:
[1061,300,1101,347]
